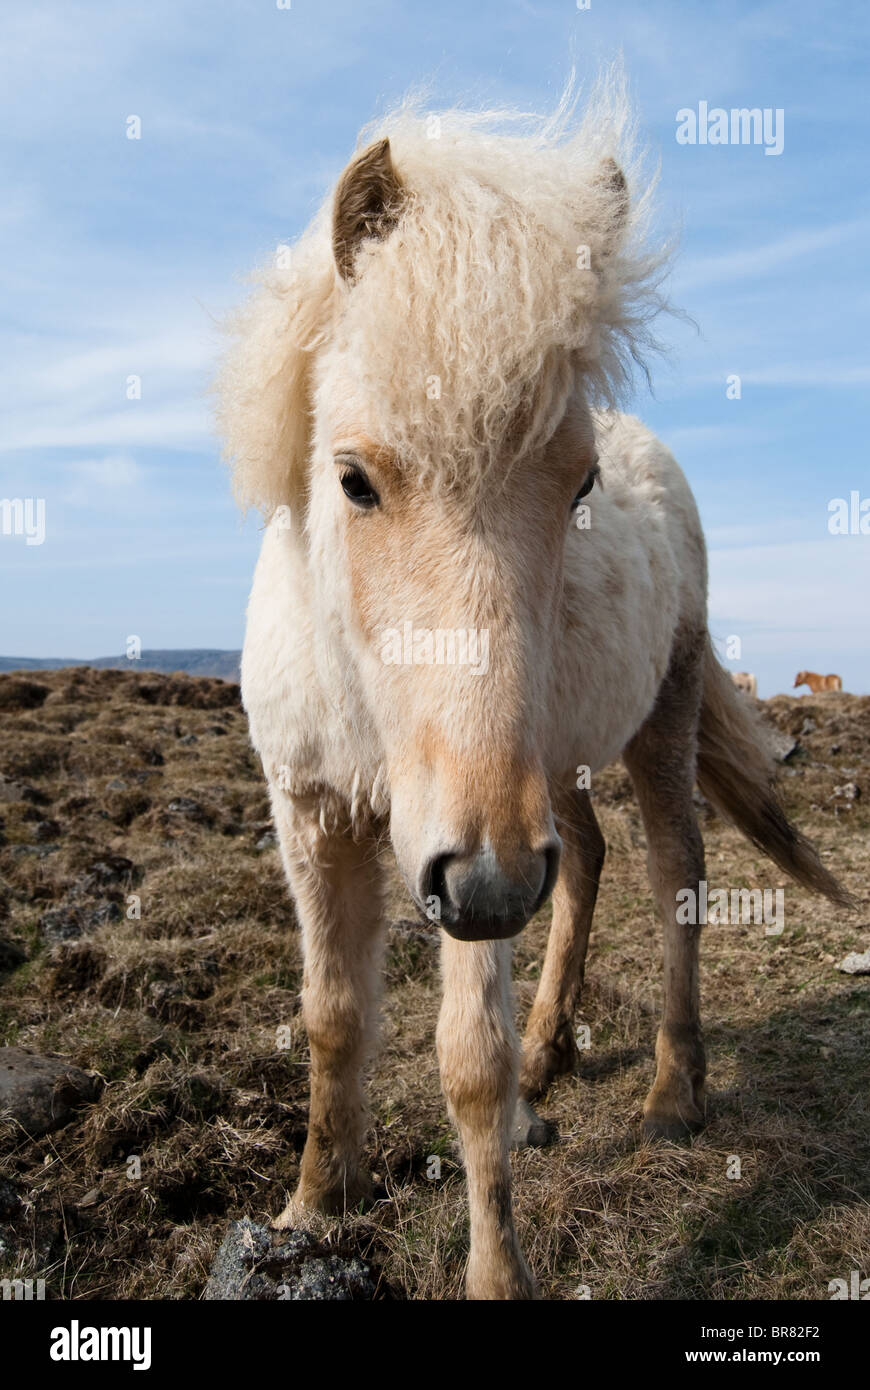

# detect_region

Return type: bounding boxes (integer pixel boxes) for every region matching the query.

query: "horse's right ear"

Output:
[333,138,404,282]
[597,158,628,220]
[589,156,630,256]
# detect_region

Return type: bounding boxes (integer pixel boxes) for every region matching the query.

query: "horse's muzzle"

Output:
[423,840,561,941]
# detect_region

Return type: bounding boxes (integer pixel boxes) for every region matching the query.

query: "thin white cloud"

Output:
[676,220,869,293]
[73,453,142,487]
[705,518,810,550]
[35,330,215,398]
[2,405,211,453]
[709,535,870,633]
[673,363,870,392]
[62,453,143,506]
[739,364,870,387]
[657,423,773,454]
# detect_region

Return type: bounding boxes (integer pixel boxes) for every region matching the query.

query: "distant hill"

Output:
[0,650,241,680]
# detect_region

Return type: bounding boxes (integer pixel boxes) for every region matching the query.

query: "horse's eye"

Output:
[339,463,379,509]
[571,462,600,510]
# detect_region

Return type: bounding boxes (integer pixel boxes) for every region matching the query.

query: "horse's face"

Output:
[297,133,628,941]
[309,377,601,940]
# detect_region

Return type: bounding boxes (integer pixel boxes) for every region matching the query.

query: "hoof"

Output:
[642,1105,705,1144]
[275,1170,372,1223]
[511,1096,556,1149]
[643,1066,706,1143]
[519,1029,579,1102]
[467,1256,539,1300]
[272,1197,302,1230]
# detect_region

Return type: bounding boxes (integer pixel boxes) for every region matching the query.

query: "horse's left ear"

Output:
[333,137,405,282]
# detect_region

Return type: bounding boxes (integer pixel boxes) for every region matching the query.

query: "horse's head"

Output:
[321,410,572,940]
[221,104,661,940]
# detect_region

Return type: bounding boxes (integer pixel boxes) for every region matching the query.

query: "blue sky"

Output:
[1,0,867,695]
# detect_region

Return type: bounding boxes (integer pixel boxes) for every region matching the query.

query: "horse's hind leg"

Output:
[519,787,605,1105]
[622,633,707,1140]
[270,795,385,1220]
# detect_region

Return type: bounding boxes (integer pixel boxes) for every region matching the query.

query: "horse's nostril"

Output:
[423,853,453,924]
[422,845,553,941]
[538,841,562,911]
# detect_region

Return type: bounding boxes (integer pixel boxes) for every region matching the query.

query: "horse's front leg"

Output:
[271,796,385,1220]
[437,934,536,1300]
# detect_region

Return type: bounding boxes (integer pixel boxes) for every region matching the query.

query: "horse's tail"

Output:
[696,639,853,907]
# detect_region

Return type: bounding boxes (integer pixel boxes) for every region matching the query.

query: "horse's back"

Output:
[554,412,707,767]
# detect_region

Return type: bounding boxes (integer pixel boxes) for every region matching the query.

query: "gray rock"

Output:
[80,853,136,888]
[203,1217,378,1301]
[82,901,122,930]
[255,831,278,851]
[0,1046,102,1137]
[0,775,25,803]
[0,775,46,805]
[836,949,870,976]
[69,854,139,903]
[763,726,799,763]
[38,899,120,944]
[38,906,84,943]
[832,782,861,802]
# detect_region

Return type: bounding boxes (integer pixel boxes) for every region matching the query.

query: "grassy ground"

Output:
[0,667,867,1300]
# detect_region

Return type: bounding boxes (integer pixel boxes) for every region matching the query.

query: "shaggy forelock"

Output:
[218,70,671,509]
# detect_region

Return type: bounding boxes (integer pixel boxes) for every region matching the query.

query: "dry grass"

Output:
[0,669,867,1300]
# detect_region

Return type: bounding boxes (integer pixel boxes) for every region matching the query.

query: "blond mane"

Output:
[217,69,670,512]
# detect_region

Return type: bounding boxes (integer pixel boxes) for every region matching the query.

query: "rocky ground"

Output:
[0,667,867,1299]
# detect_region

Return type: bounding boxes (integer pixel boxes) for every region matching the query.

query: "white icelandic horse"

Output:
[217,84,848,1299]
[732,672,758,698]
